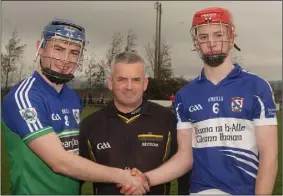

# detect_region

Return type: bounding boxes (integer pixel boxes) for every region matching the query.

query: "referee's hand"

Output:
[116,168,150,195]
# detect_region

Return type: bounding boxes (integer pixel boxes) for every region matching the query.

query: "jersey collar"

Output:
[33,71,67,96]
[197,63,242,83]
[106,98,153,117]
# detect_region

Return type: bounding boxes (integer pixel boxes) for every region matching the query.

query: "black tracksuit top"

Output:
[79,100,177,195]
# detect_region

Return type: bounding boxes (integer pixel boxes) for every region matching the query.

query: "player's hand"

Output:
[118,168,149,195]
[117,168,150,195]
[117,168,140,194]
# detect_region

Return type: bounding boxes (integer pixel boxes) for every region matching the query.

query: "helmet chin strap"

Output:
[201,40,235,68]
[202,53,227,67]
[39,59,74,85]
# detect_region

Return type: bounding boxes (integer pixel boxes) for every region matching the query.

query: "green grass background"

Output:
[1,107,282,195]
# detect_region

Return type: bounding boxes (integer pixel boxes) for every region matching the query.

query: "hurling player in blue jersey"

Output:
[173,7,278,195]
[118,7,278,195]
[1,19,148,194]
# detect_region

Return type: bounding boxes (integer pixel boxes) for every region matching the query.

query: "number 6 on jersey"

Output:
[213,103,219,114]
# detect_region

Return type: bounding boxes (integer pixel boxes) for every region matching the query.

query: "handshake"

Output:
[117,168,151,195]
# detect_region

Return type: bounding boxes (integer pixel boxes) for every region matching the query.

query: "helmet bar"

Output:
[190,7,241,67]
[191,44,241,52]
[34,19,87,84]
[191,7,241,51]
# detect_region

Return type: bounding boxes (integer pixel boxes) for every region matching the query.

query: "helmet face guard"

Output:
[190,8,240,67]
[35,19,87,84]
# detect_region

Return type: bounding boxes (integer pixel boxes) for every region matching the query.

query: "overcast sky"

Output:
[2,1,282,81]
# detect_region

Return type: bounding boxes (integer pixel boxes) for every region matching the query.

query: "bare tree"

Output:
[103,30,139,76]
[105,32,124,74]
[125,29,137,53]
[18,61,25,82]
[84,30,138,88]
[1,29,26,91]
[84,53,97,89]
[145,37,173,80]
[1,54,9,89]
[93,60,106,88]
[84,54,106,89]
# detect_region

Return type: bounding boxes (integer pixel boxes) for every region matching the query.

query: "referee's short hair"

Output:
[110,51,147,76]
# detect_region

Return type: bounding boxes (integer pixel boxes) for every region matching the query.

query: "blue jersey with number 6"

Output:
[174,64,277,194]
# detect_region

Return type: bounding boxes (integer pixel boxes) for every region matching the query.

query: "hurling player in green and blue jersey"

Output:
[1,18,148,195]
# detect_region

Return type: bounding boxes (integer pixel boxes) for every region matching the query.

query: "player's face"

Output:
[192,23,234,56]
[38,39,81,74]
[108,62,148,108]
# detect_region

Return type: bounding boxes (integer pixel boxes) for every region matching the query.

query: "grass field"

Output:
[1,107,282,195]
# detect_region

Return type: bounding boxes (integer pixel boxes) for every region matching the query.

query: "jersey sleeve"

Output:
[252,78,278,126]
[2,89,53,144]
[173,92,193,130]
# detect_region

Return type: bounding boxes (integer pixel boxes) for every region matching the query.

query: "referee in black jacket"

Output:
[79,52,181,195]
